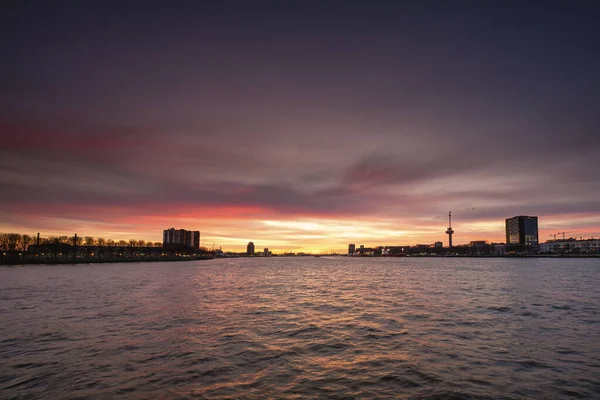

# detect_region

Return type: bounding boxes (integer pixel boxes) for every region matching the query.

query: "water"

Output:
[1,257,599,399]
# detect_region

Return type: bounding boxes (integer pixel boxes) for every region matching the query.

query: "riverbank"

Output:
[0,254,214,266]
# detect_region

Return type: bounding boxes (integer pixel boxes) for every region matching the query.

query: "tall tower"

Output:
[445,211,454,247]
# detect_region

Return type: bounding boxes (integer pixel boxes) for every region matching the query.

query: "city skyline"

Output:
[1,2,600,253]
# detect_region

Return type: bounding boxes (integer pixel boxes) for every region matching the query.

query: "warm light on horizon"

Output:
[3,210,599,254]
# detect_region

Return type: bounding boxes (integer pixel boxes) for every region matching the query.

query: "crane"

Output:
[553,232,573,240]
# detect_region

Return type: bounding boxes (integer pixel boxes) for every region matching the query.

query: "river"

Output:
[1,257,598,399]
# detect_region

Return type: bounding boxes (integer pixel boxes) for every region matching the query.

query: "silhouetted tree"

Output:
[68,235,81,246]
[138,239,146,247]
[84,236,95,246]
[96,237,106,247]
[118,240,127,247]
[129,239,138,247]
[106,239,115,247]
[7,233,22,251]
[0,233,9,251]
[21,234,33,251]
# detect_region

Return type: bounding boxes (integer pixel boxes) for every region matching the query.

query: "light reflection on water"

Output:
[1,257,599,399]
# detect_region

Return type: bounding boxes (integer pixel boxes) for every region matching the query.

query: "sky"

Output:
[1,1,599,252]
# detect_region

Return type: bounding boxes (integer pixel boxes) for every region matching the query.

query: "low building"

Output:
[469,240,490,255]
[540,239,600,254]
[492,243,507,255]
[469,241,487,246]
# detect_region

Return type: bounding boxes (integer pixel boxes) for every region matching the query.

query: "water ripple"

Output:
[1,257,599,399]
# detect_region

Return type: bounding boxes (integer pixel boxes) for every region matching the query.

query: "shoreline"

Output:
[0,255,214,266]
[2,254,599,265]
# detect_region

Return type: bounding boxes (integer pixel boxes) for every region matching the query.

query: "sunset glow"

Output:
[1,2,599,252]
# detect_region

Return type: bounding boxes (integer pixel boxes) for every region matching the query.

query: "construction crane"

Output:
[552,232,573,240]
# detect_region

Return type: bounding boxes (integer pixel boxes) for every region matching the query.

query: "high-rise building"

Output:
[505,216,538,245]
[247,242,255,255]
[190,231,200,249]
[348,243,356,255]
[163,228,201,249]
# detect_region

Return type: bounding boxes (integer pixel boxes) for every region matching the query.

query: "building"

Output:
[505,216,538,245]
[263,248,270,257]
[348,244,356,255]
[163,228,201,250]
[434,241,443,248]
[247,242,255,255]
[469,240,490,255]
[469,241,487,246]
[540,238,600,254]
[163,228,183,245]
[190,231,200,249]
[492,243,507,255]
[385,246,408,255]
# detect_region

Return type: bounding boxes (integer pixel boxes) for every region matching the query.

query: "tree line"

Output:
[0,232,162,252]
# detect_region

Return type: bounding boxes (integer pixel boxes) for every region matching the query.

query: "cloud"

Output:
[1,1,600,250]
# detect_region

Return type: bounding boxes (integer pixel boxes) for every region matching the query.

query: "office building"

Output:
[348,243,355,255]
[505,216,538,245]
[163,228,201,249]
[247,242,255,255]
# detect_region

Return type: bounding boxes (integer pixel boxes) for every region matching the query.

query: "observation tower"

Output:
[445,211,454,247]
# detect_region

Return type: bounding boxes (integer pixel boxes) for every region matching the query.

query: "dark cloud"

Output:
[1,1,600,245]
